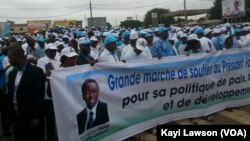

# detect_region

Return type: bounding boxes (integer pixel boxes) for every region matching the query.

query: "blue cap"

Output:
[82,40,90,45]
[116,40,123,46]
[234,28,242,33]
[137,31,142,36]
[121,31,130,39]
[77,31,86,37]
[158,27,170,35]
[194,27,204,34]
[145,33,153,38]
[104,35,117,46]
[38,37,46,42]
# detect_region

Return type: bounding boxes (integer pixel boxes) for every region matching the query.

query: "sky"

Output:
[0,0,215,26]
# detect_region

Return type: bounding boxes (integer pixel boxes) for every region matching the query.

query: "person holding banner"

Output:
[77,79,109,135]
[77,40,95,65]
[122,38,152,62]
[60,47,78,68]
[37,43,60,141]
[99,35,119,63]
[153,27,176,58]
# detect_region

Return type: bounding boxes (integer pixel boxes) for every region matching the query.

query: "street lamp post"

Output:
[90,0,93,27]
[184,0,187,26]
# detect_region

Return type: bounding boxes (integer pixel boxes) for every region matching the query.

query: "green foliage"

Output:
[106,22,112,28]
[120,20,143,29]
[143,8,175,27]
[210,0,222,19]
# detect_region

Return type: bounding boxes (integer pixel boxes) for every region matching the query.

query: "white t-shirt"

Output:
[237,34,250,48]
[200,37,217,52]
[14,70,23,112]
[178,44,187,55]
[37,56,60,100]
[122,47,152,62]
[99,48,119,63]
[90,46,99,60]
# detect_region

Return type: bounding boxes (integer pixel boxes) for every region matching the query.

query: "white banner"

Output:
[51,48,250,141]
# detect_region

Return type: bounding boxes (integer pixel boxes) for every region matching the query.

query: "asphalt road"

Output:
[1,104,250,141]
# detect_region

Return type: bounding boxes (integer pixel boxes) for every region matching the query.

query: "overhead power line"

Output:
[92,0,165,5]
[0,0,171,11]
[0,8,89,19]
[92,0,176,9]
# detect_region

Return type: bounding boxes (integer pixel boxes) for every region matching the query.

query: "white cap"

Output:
[187,34,199,41]
[16,38,22,42]
[95,31,100,37]
[61,47,78,57]
[176,31,184,37]
[45,43,57,51]
[63,35,69,39]
[0,38,3,42]
[136,38,147,51]
[112,33,119,38]
[204,28,213,35]
[54,41,64,48]
[130,31,138,40]
[90,36,98,41]
[213,28,221,34]
[103,32,110,37]
[220,27,227,32]
[242,26,250,32]
[78,37,87,44]
[224,23,231,28]
[180,33,187,38]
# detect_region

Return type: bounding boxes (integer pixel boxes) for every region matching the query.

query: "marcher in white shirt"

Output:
[99,35,119,63]
[36,43,60,141]
[37,43,60,74]
[60,47,78,68]
[237,27,250,48]
[122,38,152,62]
[195,27,216,53]
[121,31,138,60]
[178,33,188,55]
[90,36,99,61]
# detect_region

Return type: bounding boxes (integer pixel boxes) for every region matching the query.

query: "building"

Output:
[53,20,82,27]
[87,17,106,27]
[0,21,11,37]
[27,20,52,34]
[11,24,28,34]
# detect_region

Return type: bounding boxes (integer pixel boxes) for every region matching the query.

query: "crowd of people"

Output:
[0,22,250,140]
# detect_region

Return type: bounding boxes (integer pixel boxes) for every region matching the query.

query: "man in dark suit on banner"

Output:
[77,79,109,135]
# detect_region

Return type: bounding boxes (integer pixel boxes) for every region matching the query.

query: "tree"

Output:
[144,8,175,27]
[119,20,143,29]
[210,0,222,19]
[106,22,112,29]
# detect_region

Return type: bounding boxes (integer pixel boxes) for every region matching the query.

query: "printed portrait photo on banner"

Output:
[231,0,244,17]
[77,78,110,135]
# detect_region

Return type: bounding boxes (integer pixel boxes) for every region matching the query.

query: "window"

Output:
[19,28,23,31]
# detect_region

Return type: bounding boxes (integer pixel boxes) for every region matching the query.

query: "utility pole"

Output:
[184,0,187,26]
[90,0,93,27]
